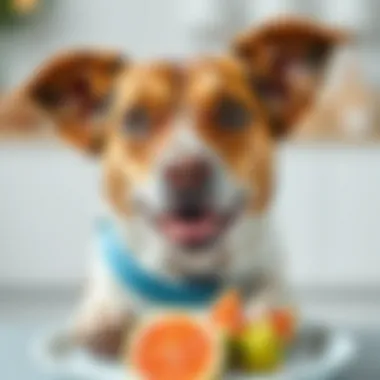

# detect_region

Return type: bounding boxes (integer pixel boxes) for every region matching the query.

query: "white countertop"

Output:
[1,286,380,380]
[1,286,380,328]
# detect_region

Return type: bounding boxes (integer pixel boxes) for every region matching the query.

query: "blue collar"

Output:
[97,220,223,307]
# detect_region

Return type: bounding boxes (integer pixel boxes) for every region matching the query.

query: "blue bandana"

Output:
[97,220,223,307]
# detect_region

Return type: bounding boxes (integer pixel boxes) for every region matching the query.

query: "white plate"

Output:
[31,324,356,380]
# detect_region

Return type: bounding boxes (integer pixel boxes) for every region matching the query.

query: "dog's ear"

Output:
[232,16,351,137]
[23,49,127,153]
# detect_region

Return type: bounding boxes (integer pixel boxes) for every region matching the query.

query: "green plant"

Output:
[0,0,40,26]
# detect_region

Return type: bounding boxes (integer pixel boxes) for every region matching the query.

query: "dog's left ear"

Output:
[232,16,351,137]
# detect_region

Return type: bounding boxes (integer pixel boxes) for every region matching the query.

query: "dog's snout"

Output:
[165,156,212,191]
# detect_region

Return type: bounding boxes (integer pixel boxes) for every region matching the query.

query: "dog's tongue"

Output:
[161,213,220,247]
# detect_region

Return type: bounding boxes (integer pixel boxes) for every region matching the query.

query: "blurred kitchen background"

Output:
[1,0,380,330]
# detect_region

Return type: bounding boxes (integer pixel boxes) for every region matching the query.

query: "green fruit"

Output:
[233,320,284,372]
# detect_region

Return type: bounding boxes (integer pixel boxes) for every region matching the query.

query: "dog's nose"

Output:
[165,156,212,192]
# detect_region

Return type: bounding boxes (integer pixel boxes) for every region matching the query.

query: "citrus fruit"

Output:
[210,290,246,336]
[270,308,297,342]
[128,314,224,380]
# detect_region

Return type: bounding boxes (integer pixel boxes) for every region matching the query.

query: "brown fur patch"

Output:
[232,16,350,136]
[26,49,126,151]
[102,62,180,214]
[186,57,274,212]
[102,57,275,214]
[234,16,349,61]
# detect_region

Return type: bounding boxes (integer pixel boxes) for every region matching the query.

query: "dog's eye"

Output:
[214,96,252,130]
[306,43,328,69]
[123,106,151,138]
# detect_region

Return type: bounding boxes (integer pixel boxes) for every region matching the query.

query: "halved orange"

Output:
[128,314,223,380]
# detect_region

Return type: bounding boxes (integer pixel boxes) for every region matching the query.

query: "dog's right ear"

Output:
[23,50,127,154]
[232,16,350,137]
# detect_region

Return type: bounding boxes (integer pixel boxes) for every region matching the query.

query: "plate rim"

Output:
[31,324,357,380]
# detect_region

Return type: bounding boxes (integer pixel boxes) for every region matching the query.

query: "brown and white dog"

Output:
[13,17,349,355]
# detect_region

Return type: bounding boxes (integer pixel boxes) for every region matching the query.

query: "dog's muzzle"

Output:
[151,155,239,251]
[165,156,212,215]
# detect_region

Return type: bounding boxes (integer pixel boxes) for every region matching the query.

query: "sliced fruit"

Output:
[128,314,224,380]
[234,319,284,372]
[210,290,246,336]
[270,308,297,342]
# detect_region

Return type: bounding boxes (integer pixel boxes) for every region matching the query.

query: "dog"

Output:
[10,16,349,356]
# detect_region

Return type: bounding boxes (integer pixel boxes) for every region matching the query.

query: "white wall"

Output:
[2,0,380,88]
[274,144,380,287]
[0,0,196,88]
[0,141,100,286]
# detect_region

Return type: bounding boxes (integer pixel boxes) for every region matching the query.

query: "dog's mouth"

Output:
[155,199,243,250]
